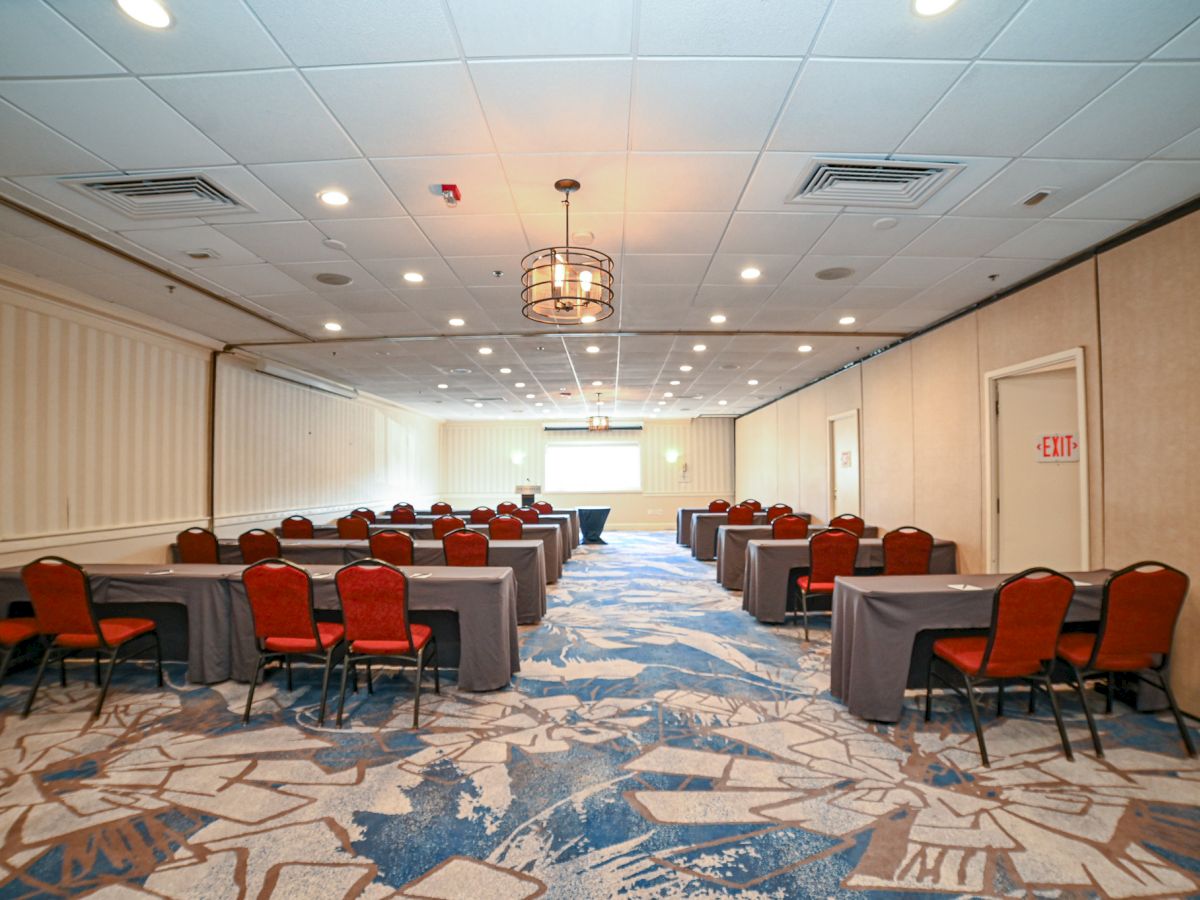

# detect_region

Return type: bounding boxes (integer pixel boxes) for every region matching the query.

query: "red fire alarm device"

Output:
[441,184,462,207]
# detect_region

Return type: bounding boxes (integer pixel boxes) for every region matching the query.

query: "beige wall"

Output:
[735,207,1200,711]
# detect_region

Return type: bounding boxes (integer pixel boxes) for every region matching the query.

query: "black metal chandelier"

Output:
[521,179,615,325]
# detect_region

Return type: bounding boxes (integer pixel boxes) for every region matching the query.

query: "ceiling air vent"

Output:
[787,157,963,209]
[64,173,252,219]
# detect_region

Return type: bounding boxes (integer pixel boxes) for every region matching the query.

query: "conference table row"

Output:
[364,509,580,552]
[0,563,520,692]
[718,524,886,588]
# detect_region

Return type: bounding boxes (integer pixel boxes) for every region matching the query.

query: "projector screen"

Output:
[544,442,642,493]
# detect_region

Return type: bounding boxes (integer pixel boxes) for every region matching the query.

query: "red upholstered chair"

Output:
[496,501,518,514]
[337,516,370,540]
[532,501,554,513]
[794,528,859,640]
[432,515,464,540]
[740,499,762,512]
[239,529,281,564]
[241,559,342,725]
[708,499,731,512]
[369,530,415,567]
[430,501,453,515]
[514,506,540,524]
[1058,561,1195,758]
[177,527,219,564]
[334,560,438,727]
[470,506,496,524]
[882,527,935,575]
[829,514,865,537]
[19,557,162,718]
[281,516,315,539]
[727,505,754,525]
[766,503,793,522]
[772,514,809,540]
[925,568,1075,767]
[0,616,39,687]
[351,507,376,524]
[443,529,489,567]
[393,502,414,512]
[390,507,417,524]
[489,515,523,540]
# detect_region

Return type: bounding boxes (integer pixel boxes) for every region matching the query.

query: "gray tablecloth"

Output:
[676,507,710,546]
[399,509,581,548]
[742,538,958,621]
[830,572,1108,723]
[690,512,769,560]
[717,525,882,590]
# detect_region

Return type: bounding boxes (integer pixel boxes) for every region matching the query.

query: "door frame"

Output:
[983,347,1089,573]
[827,409,862,518]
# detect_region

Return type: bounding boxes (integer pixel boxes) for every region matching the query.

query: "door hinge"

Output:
[996,496,1000,514]
[994,397,1000,416]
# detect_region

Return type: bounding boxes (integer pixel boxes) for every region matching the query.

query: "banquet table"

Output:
[678,508,812,548]
[716,524,881,589]
[829,571,1107,723]
[577,506,611,543]
[179,538,547,624]
[741,538,958,621]
[690,512,769,560]
[387,509,581,549]
[0,563,520,691]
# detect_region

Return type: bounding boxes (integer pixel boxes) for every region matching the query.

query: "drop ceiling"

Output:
[0,0,1198,421]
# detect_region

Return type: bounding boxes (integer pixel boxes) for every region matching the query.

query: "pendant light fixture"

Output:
[521,179,615,325]
[586,392,610,431]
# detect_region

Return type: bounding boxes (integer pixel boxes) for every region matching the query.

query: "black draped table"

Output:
[716,524,880,590]
[577,506,611,543]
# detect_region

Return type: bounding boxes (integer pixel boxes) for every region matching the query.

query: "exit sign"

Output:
[1036,433,1079,462]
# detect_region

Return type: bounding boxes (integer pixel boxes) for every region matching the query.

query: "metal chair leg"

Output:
[22,643,55,717]
[1105,671,1114,714]
[430,640,440,694]
[963,674,989,768]
[1156,671,1197,757]
[336,653,352,728]
[152,633,163,687]
[0,644,16,686]
[1068,663,1102,757]
[285,658,293,692]
[93,649,119,718]
[412,648,425,728]
[366,661,373,695]
[94,652,102,686]
[1043,673,1074,761]
[317,649,336,726]
[243,652,268,724]
[59,654,67,687]
[924,656,935,722]
[801,590,810,641]
[997,682,1005,718]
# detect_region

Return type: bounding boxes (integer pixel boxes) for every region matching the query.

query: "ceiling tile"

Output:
[631,59,798,151]
[703,254,799,285]
[622,212,729,253]
[860,255,968,288]
[45,0,289,74]
[1053,161,1200,220]
[639,0,826,55]
[305,63,495,157]
[619,254,709,284]
[836,285,921,308]
[244,291,344,317]
[692,283,776,310]
[248,159,406,219]
[320,289,409,314]
[738,152,845,212]
[949,158,1134,218]
[717,211,835,255]
[520,211,624,250]
[0,98,113,177]
[809,213,938,256]
[1156,127,1200,160]
[276,260,387,294]
[313,217,436,259]
[771,59,964,153]
[625,153,756,212]
[215,221,345,263]
[899,62,1129,157]
[776,254,888,289]
[909,256,1054,308]
[360,256,461,289]
[373,155,515,216]
[755,281,851,309]
[146,70,360,164]
[197,263,306,296]
[1153,18,1200,58]
[447,0,634,57]
[502,154,628,213]
[987,218,1135,259]
[117,224,263,267]
[813,0,1023,58]
[245,0,458,66]
[470,59,633,153]
[1029,63,1200,159]
[898,217,1034,257]
[985,0,1200,61]
[0,78,233,170]
[416,213,528,256]
[0,2,121,76]
[445,255,524,287]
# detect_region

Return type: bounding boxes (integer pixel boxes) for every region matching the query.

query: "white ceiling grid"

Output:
[0,0,1196,421]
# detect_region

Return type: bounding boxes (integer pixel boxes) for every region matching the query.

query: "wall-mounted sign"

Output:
[1036,433,1079,462]
[839,450,853,468]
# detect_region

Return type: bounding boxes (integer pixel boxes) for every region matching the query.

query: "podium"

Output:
[516,483,541,507]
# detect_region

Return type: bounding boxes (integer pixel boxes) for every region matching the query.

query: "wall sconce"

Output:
[511,450,526,466]
[664,449,680,464]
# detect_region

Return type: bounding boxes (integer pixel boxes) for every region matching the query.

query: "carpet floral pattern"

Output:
[0,531,1196,898]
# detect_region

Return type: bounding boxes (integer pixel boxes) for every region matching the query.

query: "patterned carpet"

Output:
[0,531,1197,898]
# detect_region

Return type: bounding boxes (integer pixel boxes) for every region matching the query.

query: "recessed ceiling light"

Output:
[798,344,813,353]
[499,367,512,374]
[473,402,483,408]
[585,345,600,353]
[740,267,761,280]
[838,316,857,325]
[709,314,727,324]
[815,267,855,281]
[747,379,759,385]
[658,401,666,405]
[679,365,693,372]
[450,367,472,374]
[323,321,342,332]
[534,401,544,407]
[581,315,597,324]
[670,380,680,386]
[117,0,171,29]
[592,380,602,386]
[403,272,424,283]
[664,392,674,398]
[318,189,349,207]
[437,383,448,389]
[515,382,526,388]
[525,393,535,399]
[693,344,706,352]
[718,400,728,406]
[478,346,493,355]
[447,317,465,327]
[913,0,958,15]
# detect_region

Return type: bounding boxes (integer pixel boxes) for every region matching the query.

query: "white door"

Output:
[995,368,1083,572]
[829,411,861,517]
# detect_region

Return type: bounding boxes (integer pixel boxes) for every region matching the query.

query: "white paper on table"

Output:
[146,569,173,575]
[946,583,984,591]
[1072,580,1091,586]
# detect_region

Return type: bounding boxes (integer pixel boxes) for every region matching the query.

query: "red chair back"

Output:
[369,530,414,567]
[393,502,414,511]
[532,501,554,513]
[882,527,934,575]
[242,560,326,645]
[489,515,523,540]
[431,501,453,515]
[239,529,281,564]
[766,503,792,522]
[21,557,100,639]
[497,501,518,514]
[708,499,730,512]
[337,515,370,540]
[809,528,859,584]
[335,560,417,647]
[433,515,464,539]
[280,516,315,539]
[351,507,376,524]
[514,506,540,524]
[829,514,865,537]
[470,506,496,524]
[727,506,754,525]
[740,499,762,512]
[177,527,219,564]
[979,568,1074,678]
[443,529,489,566]
[772,514,809,539]
[390,507,417,524]
[1093,562,1189,664]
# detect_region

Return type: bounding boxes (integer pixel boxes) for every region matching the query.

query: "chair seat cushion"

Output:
[0,618,39,646]
[264,622,345,653]
[350,624,433,656]
[56,618,155,649]
[933,635,1045,678]
[1056,632,1156,671]
[796,577,837,593]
